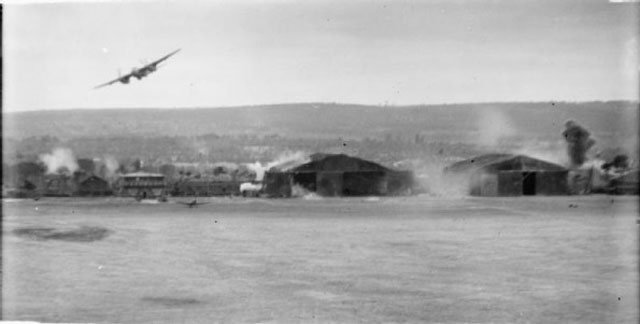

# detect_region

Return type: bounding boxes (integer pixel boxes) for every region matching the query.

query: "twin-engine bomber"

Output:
[94,49,181,89]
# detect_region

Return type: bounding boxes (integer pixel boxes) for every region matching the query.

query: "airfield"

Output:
[2,195,638,323]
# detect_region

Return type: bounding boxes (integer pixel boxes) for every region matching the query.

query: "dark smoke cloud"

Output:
[562,120,595,167]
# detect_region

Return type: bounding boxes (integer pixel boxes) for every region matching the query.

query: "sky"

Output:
[3,0,639,112]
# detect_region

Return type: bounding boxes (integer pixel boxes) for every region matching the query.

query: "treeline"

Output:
[4,132,486,168]
[5,102,637,142]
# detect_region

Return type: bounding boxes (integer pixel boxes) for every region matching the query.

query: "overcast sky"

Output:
[3,0,639,112]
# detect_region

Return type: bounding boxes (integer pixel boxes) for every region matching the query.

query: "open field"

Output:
[2,195,638,323]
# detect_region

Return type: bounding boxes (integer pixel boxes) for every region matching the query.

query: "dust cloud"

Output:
[475,108,516,148]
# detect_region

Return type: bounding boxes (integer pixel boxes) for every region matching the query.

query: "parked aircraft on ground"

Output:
[177,198,209,208]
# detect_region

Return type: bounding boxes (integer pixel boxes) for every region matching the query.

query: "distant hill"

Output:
[4,101,638,145]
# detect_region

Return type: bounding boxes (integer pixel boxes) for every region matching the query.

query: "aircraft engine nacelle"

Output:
[120,77,130,84]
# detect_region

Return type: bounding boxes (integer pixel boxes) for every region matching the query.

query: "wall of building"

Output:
[76,177,112,196]
[535,171,569,195]
[497,171,523,196]
[174,180,241,196]
[467,170,569,197]
[292,172,317,192]
[264,172,292,197]
[342,171,386,196]
[266,170,416,197]
[386,171,416,195]
[608,171,639,195]
[317,172,343,196]
[44,176,76,197]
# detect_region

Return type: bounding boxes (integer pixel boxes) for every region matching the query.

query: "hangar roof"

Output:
[289,154,392,173]
[445,154,567,174]
[78,174,108,185]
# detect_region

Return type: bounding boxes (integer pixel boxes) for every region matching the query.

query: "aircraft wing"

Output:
[93,73,133,89]
[145,49,181,69]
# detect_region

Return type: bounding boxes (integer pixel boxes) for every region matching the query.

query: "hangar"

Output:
[444,154,569,196]
[264,153,415,197]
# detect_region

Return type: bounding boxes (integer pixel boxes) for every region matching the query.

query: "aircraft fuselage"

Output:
[130,67,154,80]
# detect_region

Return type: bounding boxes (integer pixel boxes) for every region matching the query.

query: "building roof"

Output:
[181,175,235,183]
[122,172,165,178]
[289,154,392,173]
[445,154,567,174]
[78,174,108,185]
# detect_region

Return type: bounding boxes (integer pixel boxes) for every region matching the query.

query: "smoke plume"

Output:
[246,151,310,181]
[39,148,79,175]
[476,108,516,148]
[562,120,595,167]
[103,156,121,179]
[512,140,568,166]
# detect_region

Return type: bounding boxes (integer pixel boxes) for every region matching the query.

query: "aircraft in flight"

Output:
[94,49,181,89]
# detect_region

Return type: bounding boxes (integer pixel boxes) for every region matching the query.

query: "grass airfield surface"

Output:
[2,195,638,323]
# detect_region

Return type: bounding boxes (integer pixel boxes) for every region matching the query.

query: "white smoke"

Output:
[212,162,239,173]
[476,108,516,148]
[291,184,316,199]
[39,148,79,175]
[513,140,568,166]
[246,151,310,181]
[245,162,266,181]
[394,158,468,198]
[240,182,262,192]
[475,108,573,167]
[421,167,470,198]
[103,155,120,178]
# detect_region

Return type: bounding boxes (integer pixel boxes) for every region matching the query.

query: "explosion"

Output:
[562,120,595,168]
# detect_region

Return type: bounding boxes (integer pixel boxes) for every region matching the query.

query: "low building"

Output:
[444,154,569,196]
[43,174,76,197]
[118,172,166,198]
[264,153,416,197]
[76,174,112,196]
[607,170,639,195]
[3,178,40,198]
[173,178,241,196]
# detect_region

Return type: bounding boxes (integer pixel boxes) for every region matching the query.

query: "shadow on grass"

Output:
[13,226,112,242]
[141,296,202,307]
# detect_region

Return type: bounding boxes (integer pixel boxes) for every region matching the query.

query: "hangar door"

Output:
[522,172,536,195]
[342,171,387,196]
[317,172,343,196]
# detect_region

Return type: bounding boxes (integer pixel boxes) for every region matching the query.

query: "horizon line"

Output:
[4,99,639,114]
